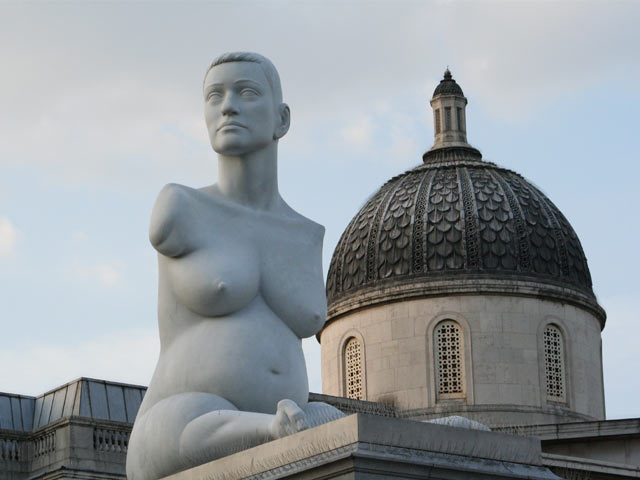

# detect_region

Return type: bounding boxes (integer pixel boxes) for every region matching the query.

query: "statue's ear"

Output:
[274,103,290,140]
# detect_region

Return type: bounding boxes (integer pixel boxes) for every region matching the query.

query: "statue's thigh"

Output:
[127,393,237,480]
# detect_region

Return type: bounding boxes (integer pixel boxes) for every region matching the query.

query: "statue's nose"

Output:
[221,93,239,115]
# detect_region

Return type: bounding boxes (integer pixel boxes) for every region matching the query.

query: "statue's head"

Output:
[203,52,290,156]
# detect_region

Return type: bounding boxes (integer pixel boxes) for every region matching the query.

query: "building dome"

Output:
[320,69,606,427]
[432,68,464,97]
[326,70,603,324]
[326,146,601,321]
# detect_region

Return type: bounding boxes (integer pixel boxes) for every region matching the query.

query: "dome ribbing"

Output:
[326,70,603,324]
[326,150,600,321]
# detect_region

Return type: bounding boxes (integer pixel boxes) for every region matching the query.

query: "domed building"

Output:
[319,69,606,427]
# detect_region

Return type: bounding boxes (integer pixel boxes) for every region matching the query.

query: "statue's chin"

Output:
[212,136,273,157]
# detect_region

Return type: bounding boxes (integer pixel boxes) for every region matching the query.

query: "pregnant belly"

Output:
[154,301,309,413]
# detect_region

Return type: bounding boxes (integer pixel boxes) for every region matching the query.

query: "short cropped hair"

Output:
[203,52,283,105]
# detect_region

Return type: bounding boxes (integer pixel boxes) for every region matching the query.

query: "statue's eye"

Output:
[207,91,222,101]
[241,88,259,97]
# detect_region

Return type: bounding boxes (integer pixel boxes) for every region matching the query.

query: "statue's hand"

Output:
[269,399,309,439]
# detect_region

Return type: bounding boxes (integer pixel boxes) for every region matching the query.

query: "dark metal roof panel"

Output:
[21,397,34,431]
[33,395,43,430]
[78,381,92,417]
[106,384,126,422]
[62,380,78,418]
[0,395,13,429]
[88,380,109,420]
[37,393,54,429]
[124,387,144,423]
[50,388,66,424]
[10,396,23,431]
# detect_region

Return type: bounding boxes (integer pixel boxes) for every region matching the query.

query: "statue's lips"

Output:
[218,122,247,131]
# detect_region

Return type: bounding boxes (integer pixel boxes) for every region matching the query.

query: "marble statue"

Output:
[126,52,344,480]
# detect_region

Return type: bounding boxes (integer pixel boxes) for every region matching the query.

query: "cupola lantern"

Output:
[428,69,471,151]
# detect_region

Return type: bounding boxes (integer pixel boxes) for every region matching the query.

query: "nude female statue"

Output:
[126,52,343,480]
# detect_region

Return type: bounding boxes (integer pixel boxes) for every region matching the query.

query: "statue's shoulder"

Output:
[149,183,198,257]
[279,203,325,245]
[155,182,195,207]
[301,215,325,243]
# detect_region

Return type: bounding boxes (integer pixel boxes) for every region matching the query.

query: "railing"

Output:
[93,427,129,453]
[33,431,55,458]
[0,436,21,461]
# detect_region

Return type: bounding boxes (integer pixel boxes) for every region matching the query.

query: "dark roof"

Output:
[433,68,464,97]
[326,148,598,319]
[0,378,146,431]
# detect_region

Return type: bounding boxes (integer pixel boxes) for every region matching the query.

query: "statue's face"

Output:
[204,61,279,156]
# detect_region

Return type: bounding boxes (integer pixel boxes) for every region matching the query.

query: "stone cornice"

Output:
[400,403,596,424]
[325,277,606,333]
[495,418,640,441]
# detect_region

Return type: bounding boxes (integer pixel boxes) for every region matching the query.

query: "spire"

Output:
[424,68,480,162]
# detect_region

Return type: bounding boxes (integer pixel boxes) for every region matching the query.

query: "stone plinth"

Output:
[162,414,561,480]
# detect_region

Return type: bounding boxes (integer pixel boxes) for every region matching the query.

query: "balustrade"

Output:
[93,427,129,453]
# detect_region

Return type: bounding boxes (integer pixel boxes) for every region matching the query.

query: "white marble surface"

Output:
[126,52,343,480]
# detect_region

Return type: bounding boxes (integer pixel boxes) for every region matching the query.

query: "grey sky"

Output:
[0,0,638,419]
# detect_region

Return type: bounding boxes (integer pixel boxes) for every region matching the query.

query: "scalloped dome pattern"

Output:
[327,156,594,308]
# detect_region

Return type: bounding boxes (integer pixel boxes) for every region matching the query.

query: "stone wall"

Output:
[0,416,129,480]
[320,293,605,426]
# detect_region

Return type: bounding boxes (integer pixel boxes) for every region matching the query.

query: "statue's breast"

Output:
[258,218,327,338]
[166,240,260,318]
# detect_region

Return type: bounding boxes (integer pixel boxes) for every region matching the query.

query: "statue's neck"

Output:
[216,144,280,211]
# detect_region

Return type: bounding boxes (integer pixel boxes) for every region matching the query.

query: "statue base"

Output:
[161,413,560,479]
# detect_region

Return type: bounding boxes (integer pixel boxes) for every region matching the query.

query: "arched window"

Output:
[344,337,364,400]
[543,325,566,402]
[434,320,465,399]
[435,109,441,134]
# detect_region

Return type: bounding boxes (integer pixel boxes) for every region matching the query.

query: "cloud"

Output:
[0,328,159,396]
[333,103,425,167]
[341,115,373,150]
[0,216,20,259]
[70,230,89,245]
[0,73,211,187]
[2,1,638,189]
[95,263,122,286]
[434,2,640,120]
[69,259,124,287]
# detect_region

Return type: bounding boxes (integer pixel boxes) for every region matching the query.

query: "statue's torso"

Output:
[142,183,326,414]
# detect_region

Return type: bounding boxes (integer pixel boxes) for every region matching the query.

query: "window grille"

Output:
[435,321,464,397]
[544,325,565,402]
[435,109,441,134]
[445,107,452,131]
[344,337,364,400]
